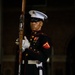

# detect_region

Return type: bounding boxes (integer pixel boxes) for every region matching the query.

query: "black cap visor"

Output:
[30,17,43,22]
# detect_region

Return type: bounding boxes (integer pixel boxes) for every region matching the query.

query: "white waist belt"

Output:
[28,60,38,64]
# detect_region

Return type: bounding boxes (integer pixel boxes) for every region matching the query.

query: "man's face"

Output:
[30,21,43,31]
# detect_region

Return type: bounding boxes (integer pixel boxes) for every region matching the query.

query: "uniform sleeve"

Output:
[40,36,52,61]
[26,35,52,62]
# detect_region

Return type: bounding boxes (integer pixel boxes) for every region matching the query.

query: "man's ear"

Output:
[40,21,43,27]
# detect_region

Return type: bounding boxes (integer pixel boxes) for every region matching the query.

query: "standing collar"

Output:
[31,30,42,35]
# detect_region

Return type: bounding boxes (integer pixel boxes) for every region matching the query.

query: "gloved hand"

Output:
[22,36,30,51]
[15,36,30,52]
[36,62,43,68]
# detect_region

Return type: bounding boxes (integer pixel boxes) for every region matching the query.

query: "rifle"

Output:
[18,0,26,75]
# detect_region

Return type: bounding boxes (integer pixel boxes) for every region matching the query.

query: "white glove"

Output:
[36,62,43,68]
[22,36,30,51]
[36,62,43,75]
[15,36,30,52]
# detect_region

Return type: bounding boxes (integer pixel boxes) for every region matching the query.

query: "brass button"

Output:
[33,43,35,45]
[26,53,28,56]
[32,36,34,38]
[34,32,37,34]
[37,51,39,53]
[29,47,32,49]
[34,49,36,51]
[30,38,32,41]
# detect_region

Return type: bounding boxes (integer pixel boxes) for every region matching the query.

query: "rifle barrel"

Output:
[18,0,26,75]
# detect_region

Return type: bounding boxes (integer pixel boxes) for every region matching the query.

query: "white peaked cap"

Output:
[29,10,48,20]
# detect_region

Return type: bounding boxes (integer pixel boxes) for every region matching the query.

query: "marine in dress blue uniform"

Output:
[16,10,52,75]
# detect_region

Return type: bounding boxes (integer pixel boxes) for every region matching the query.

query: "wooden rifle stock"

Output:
[18,0,26,75]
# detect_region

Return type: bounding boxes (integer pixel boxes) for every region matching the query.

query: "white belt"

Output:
[28,60,38,64]
[22,60,43,75]
[22,60,38,64]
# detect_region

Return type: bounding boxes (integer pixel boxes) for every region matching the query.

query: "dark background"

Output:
[1,0,75,75]
[3,0,74,8]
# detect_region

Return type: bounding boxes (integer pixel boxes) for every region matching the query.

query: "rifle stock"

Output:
[18,0,26,75]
